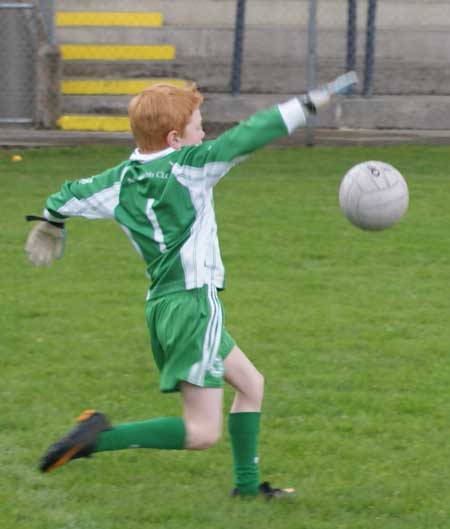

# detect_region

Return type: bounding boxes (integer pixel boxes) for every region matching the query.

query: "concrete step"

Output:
[56,11,163,26]
[56,26,450,62]
[62,58,450,96]
[60,44,175,61]
[62,59,231,92]
[58,95,450,131]
[61,78,190,94]
[58,114,129,131]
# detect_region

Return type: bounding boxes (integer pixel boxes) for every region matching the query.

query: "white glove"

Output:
[25,218,65,267]
[300,71,358,113]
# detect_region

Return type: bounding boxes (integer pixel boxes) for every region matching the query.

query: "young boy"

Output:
[26,73,356,497]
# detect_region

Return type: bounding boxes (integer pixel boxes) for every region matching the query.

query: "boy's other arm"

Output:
[25,164,125,267]
[43,164,125,222]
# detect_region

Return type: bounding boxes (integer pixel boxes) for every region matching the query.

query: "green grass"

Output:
[1,144,450,529]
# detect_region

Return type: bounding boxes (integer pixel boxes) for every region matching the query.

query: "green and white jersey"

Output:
[44,99,306,298]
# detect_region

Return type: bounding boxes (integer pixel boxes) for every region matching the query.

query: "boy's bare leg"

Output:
[224,345,264,412]
[224,345,264,494]
[40,384,222,471]
[180,383,223,450]
[224,346,294,497]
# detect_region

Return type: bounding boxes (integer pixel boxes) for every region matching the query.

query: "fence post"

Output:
[231,0,246,95]
[363,0,377,96]
[39,0,56,45]
[35,0,61,127]
[346,0,357,93]
[306,0,317,146]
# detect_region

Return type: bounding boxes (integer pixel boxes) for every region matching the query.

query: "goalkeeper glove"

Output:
[300,70,358,114]
[25,215,66,267]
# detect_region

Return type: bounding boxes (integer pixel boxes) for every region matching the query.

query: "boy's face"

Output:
[179,108,205,147]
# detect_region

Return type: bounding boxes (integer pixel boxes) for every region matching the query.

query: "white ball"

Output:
[339,161,409,231]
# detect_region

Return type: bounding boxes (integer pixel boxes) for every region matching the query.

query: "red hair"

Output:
[128,83,204,153]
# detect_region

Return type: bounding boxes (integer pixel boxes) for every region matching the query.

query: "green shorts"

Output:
[145,285,236,393]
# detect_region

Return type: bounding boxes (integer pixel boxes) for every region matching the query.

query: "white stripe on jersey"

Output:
[146,198,167,253]
[174,168,225,291]
[172,157,245,190]
[178,185,209,290]
[56,181,121,219]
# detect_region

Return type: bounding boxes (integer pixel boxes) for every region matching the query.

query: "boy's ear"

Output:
[166,130,182,149]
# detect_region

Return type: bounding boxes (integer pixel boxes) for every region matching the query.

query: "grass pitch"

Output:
[1,143,450,529]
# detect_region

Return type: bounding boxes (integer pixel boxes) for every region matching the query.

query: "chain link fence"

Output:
[0,0,60,128]
[0,3,37,124]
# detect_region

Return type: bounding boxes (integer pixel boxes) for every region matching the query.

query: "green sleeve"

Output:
[171,100,306,189]
[44,161,128,221]
[205,106,289,160]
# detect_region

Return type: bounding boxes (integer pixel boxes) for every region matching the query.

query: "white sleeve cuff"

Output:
[43,209,66,223]
[277,98,307,134]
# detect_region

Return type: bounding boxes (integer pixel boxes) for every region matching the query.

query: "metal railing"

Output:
[230,0,378,97]
[363,0,377,97]
[231,0,246,96]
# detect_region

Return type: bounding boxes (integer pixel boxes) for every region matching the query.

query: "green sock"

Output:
[228,412,261,495]
[93,417,186,452]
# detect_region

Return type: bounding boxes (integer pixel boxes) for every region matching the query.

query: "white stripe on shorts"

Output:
[187,285,222,386]
[206,286,223,376]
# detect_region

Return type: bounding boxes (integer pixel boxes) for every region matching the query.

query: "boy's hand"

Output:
[300,71,358,114]
[25,217,65,267]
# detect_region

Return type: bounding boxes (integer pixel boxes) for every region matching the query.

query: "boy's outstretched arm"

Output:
[179,72,358,190]
[25,162,126,267]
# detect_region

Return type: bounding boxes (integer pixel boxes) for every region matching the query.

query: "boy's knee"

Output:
[185,422,221,450]
[251,370,264,403]
[193,431,221,450]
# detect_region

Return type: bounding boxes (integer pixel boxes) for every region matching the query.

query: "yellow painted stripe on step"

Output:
[58,115,131,132]
[62,79,189,95]
[56,12,163,27]
[61,45,175,61]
